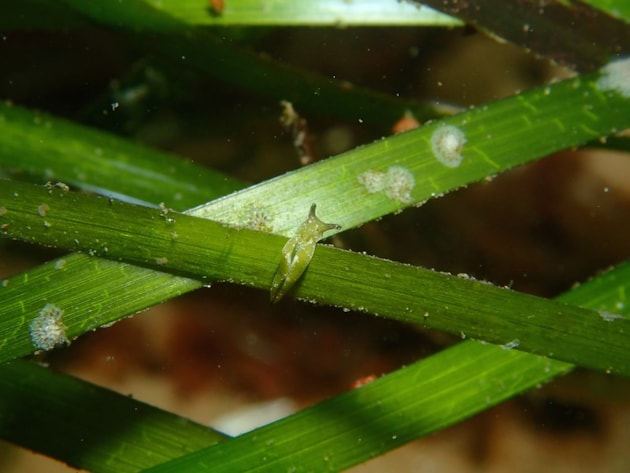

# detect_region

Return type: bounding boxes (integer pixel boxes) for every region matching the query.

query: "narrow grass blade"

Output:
[2,64,630,375]
[0,0,87,30]
[143,342,572,473]
[4,64,629,237]
[582,0,630,22]
[1,261,626,472]
[0,102,243,210]
[0,360,228,472]
[0,251,201,362]
[146,0,461,26]
[2,180,629,377]
[191,65,630,236]
[57,0,447,127]
[415,0,630,71]
[140,263,630,473]
[0,0,461,29]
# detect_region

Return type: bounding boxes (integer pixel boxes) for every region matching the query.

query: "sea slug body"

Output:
[270,204,340,302]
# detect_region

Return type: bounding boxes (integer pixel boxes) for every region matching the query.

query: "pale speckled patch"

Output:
[431,125,466,168]
[596,57,630,98]
[357,166,415,203]
[29,303,69,351]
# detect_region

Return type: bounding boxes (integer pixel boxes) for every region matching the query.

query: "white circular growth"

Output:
[431,125,466,168]
[357,169,386,194]
[358,166,415,203]
[243,206,273,232]
[596,57,630,98]
[384,166,415,203]
[29,303,69,351]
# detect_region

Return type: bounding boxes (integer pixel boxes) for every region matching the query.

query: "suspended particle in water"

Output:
[501,339,520,350]
[29,303,69,351]
[270,204,340,303]
[596,57,630,98]
[598,310,624,322]
[55,182,70,192]
[38,203,49,217]
[431,125,466,168]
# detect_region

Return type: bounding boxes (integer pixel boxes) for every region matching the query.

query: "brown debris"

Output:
[209,0,224,15]
[391,111,421,134]
[280,100,317,166]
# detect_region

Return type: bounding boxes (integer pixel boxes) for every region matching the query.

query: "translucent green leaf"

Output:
[0,103,242,210]
[146,0,461,26]
[0,262,627,472]
[2,179,629,377]
[0,360,228,472]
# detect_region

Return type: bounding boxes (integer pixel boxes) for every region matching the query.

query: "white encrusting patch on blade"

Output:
[357,169,386,194]
[596,57,630,98]
[383,166,415,203]
[357,166,415,203]
[431,125,466,168]
[29,303,69,351]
